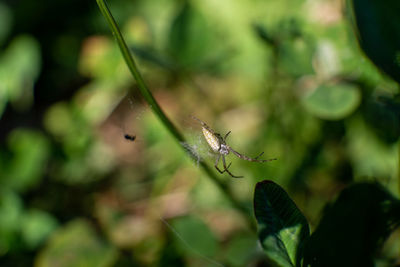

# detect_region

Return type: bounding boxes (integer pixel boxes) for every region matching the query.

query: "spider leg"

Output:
[223,131,231,140]
[214,154,225,174]
[254,152,264,160]
[225,161,232,170]
[214,154,234,174]
[222,155,243,178]
[230,148,277,163]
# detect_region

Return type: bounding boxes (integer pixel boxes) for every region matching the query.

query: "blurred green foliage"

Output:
[0,36,41,115]
[1,129,50,191]
[36,219,117,267]
[302,83,361,120]
[0,0,399,266]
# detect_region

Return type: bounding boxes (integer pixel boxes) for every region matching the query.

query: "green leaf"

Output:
[302,83,361,120]
[36,219,117,267]
[349,0,400,84]
[303,183,400,267]
[254,180,310,267]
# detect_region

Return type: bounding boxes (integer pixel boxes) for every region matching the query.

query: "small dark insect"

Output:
[124,134,136,142]
[192,115,276,178]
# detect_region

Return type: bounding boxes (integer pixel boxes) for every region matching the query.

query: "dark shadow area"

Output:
[303,182,400,267]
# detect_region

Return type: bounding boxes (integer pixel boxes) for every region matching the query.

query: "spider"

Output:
[191,116,276,178]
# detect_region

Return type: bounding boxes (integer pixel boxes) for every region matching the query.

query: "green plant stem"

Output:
[96,0,255,230]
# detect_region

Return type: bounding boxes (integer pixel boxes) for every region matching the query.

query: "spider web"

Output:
[103,95,229,265]
[180,116,218,168]
[121,95,146,140]
[159,216,225,267]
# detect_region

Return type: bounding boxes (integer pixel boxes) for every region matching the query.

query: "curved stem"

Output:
[96,0,255,230]
[96,0,182,142]
[398,141,400,196]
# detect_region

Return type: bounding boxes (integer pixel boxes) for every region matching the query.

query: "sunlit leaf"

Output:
[302,83,361,120]
[254,180,310,267]
[36,219,117,267]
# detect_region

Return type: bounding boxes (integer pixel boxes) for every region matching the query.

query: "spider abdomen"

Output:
[202,127,220,152]
[192,115,275,178]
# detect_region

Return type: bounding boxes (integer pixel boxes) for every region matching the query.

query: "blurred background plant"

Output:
[0,0,399,266]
